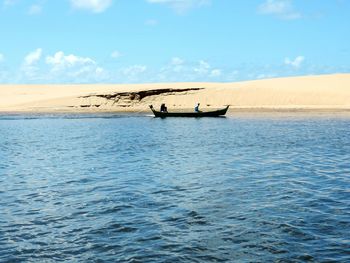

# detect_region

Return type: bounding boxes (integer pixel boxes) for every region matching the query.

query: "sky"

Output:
[0,0,349,83]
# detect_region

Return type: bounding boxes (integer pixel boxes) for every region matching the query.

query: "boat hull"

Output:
[149,105,229,118]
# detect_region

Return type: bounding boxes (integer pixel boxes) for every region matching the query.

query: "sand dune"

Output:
[0,74,350,113]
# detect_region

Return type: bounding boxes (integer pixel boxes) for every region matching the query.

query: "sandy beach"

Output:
[0,74,350,114]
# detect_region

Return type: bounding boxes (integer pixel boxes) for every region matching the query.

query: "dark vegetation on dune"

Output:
[80,88,203,103]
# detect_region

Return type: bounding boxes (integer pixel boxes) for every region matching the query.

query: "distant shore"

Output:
[1,74,350,113]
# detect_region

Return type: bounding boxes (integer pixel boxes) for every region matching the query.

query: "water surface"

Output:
[0,114,349,262]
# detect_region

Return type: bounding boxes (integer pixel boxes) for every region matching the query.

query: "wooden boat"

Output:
[149,105,229,117]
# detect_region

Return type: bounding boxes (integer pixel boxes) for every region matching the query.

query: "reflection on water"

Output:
[0,114,349,262]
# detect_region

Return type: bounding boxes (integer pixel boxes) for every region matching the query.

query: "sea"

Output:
[0,113,349,262]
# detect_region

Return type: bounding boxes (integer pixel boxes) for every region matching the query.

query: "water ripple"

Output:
[0,115,349,262]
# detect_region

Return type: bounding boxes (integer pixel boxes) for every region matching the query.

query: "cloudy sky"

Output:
[0,0,349,83]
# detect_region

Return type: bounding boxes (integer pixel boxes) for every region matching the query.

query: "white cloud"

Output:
[70,65,107,80]
[21,48,43,80]
[95,67,105,76]
[284,56,305,68]
[194,60,210,74]
[156,58,224,82]
[210,69,222,77]
[156,57,185,80]
[146,0,210,14]
[3,52,325,83]
[111,50,122,59]
[258,0,301,20]
[171,57,184,66]
[121,65,147,76]
[28,4,43,15]
[70,0,113,13]
[24,48,42,66]
[16,50,109,83]
[116,65,148,82]
[0,53,4,62]
[169,57,185,73]
[46,51,95,71]
[45,51,109,82]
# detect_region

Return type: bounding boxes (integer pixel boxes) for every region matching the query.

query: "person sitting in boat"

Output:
[194,103,200,112]
[160,103,168,112]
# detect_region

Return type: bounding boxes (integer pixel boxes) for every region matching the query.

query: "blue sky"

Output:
[0,0,349,83]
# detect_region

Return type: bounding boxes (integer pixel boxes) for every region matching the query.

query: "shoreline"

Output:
[2,107,350,118]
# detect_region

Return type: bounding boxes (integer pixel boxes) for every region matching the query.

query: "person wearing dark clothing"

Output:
[160,103,168,112]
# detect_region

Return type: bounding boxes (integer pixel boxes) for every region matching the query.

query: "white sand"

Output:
[0,74,350,113]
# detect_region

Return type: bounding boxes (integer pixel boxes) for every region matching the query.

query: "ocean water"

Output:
[0,113,349,262]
